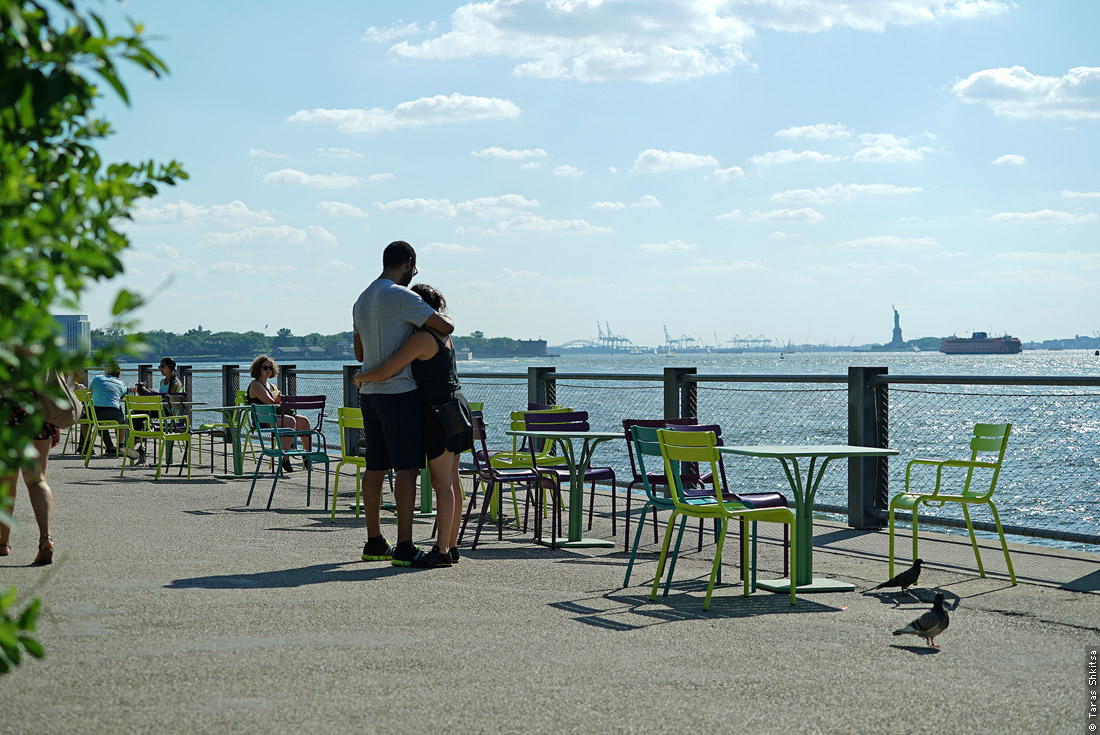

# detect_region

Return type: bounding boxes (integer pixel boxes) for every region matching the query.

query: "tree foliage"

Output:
[0,0,184,479]
[0,0,184,674]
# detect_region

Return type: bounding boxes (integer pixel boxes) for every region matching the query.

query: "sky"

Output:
[79,0,1100,348]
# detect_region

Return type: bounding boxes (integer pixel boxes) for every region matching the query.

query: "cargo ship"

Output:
[939,332,1022,355]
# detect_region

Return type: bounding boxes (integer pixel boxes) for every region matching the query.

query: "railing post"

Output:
[342,364,361,455]
[221,364,239,407]
[177,364,193,421]
[848,366,889,529]
[137,363,153,390]
[280,364,296,397]
[663,367,697,420]
[529,366,555,406]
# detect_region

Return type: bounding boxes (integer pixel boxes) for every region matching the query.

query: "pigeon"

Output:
[868,558,923,593]
[893,593,950,647]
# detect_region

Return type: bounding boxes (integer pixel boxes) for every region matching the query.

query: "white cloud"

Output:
[852,146,924,163]
[749,149,843,165]
[317,147,364,159]
[632,195,661,208]
[386,1,1005,83]
[375,198,457,218]
[987,209,1098,224]
[770,183,921,204]
[632,149,719,173]
[554,164,585,177]
[471,147,548,160]
[456,194,539,219]
[767,231,803,239]
[1062,190,1100,198]
[748,208,825,223]
[248,149,288,159]
[131,200,276,227]
[802,261,919,277]
[591,201,626,210]
[263,169,363,188]
[775,123,852,139]
[729,0,1009,32]
[208,261,297,276]
[314,259,355,271]
[288,93,520,133]
[497,215,612,234]
[992,154,1026,166]
[156,243,180,260]
[952,65,1100,120]
[835,235,940,250]
[520,161,542,169]
[425,241,485,254]
[858,133,911,147]
[711,166,745,181]
[362,20,437,43]
[317,201,368,218]
[201,225,338,249]
[684,259,765,275]
[715,209,742,221]
[640,239,697,253]
[369,172,395,182]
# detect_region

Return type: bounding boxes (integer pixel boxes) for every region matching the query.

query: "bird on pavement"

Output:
[868,558,923,593]
[893,593,950,648]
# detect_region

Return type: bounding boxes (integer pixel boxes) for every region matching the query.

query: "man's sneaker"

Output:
[390,544,426,567]
[361,537,395,562]
[449,547,460,564]
[412,546,453,569]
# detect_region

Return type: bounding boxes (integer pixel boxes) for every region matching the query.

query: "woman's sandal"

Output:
[33,535,53,566]
[0,543,10,557]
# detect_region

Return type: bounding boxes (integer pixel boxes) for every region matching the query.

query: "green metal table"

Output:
[717,444,898,592]
[506,429,620,549]
[193,405,253,477]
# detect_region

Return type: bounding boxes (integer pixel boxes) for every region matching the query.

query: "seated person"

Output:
[247,355,311,473]
[89,363,129,457]
[130,357,184,463]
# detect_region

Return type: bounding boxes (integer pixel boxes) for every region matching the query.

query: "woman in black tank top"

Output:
[354,284,472,567]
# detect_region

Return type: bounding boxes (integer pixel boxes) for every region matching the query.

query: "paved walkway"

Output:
[3,449,1098,735]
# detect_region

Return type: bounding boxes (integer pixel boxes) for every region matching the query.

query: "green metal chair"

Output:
[120,395,192,480]
[82,396,127,466]
[331,406,365,523]
[651,428,797,610]
[62,388,93,455]
[889,422,1016,585]
[247,402,330,511]
[622,425,683,588]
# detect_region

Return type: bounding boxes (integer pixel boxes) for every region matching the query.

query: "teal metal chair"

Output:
[622,425,683,588]
[889,422,1016,585]
[247,402,330,510]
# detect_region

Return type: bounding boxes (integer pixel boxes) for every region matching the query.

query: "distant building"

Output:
[52,314,91,355]
[274,346,303,358]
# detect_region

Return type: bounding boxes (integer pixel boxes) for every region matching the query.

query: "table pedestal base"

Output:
[756,577,856,593]
[535,536,615,549]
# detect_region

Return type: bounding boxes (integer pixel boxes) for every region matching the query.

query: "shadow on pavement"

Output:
[167,561,413,589]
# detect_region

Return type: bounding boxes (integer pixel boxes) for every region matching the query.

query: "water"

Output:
[118,350,1100,552]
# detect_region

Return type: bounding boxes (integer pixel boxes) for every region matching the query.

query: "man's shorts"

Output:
[358,389,424,472]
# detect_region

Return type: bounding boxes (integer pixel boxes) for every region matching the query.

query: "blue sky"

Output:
[82,0,1100,348]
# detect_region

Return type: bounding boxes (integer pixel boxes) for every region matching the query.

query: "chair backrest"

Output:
[965,422,1012,497]
[469,414,493,479]
[528,402,556,411]
[667,423,728,488]
[656,428,723,507]
[124,395,164,420]
[622,418,698,482]
[162,391,187,416]
[509,407,573,453]
[234,390,248,405]
[630,425,667,502]
[524,410,590,434]
[250,404,280,439]
[336,406,363,458]
[280,394,326,430]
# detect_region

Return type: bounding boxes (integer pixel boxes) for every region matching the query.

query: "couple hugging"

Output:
[351,241,473,569]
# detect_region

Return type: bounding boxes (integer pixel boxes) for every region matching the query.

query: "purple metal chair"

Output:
[459,414,553,549]
[524,410,617,543]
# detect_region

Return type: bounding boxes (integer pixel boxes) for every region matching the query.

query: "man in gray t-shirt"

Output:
[352,241,453,566]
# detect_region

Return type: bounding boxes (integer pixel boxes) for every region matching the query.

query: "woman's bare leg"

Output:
[294,415,312,451]
[427,451,457,553]
[0,472,15,552]
[448,454,463,550]
[23,437,53,558]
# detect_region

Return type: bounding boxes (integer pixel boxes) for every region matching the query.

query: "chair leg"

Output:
[623,491,632,553]
[623,501,653,588]
[457,477,481,545]
[662,515,690,598]
[888,503,897,578]
[703,518,729,611]
[587,480,595,531]
[650,511,680,601]
[471,479,497,550]
[987,500,1017,585]
[265,460,282,510]
[962,503,986,578]
[782,523,789,577]
[651,506,659,545]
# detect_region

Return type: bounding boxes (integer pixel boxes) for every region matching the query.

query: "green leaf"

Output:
[0,586,16,610]
[17,598,40,631]
[17,636,45,659]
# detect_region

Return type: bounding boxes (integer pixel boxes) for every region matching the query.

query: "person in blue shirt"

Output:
[89,363,128,455]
